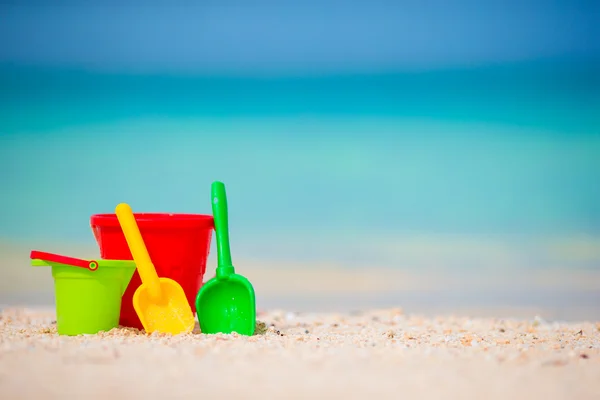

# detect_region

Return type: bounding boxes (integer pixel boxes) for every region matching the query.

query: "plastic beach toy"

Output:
[115,203,195,335]
[90,211,213,330]
[30,250,136,336]
[196,181,256,335]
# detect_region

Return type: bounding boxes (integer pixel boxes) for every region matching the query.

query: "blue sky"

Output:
[1,1,598,74]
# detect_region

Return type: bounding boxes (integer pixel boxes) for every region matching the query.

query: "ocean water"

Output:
[1,59,599,271]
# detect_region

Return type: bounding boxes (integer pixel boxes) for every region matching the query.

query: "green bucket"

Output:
[30,251,136,336]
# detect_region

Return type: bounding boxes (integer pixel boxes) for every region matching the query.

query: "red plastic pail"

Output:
[90,213,214,330]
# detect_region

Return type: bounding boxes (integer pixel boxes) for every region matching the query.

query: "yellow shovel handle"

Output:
[115,203,161,299]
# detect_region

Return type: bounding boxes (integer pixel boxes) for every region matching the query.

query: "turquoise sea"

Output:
[1,58,599,271]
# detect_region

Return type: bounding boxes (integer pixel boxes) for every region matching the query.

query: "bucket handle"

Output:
[30,250,99,271]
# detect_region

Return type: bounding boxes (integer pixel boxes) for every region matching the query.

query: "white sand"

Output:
[1,307,599,399]
[4,240,600,398]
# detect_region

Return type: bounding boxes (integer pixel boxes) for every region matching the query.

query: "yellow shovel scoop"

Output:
[115,203,195,335]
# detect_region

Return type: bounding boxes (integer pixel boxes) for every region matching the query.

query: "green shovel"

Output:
[195,181,256,335]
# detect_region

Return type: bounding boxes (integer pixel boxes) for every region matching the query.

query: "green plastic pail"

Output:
[31,257,136,336]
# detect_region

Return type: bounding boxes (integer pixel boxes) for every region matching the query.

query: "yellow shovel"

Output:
[115,203,195,335]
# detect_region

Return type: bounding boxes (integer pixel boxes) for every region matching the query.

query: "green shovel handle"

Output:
[212,181,234,278]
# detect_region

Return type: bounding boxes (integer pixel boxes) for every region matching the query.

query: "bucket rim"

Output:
[91,213,214,229]
[31,259,136,269]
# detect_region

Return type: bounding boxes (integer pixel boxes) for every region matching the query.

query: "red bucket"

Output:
[90,213,214,330]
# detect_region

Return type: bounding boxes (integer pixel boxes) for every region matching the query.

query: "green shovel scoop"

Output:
[195,181,256,335]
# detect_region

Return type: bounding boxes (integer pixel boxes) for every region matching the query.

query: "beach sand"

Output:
[1,307,599,399]
[3,240,600,398]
